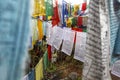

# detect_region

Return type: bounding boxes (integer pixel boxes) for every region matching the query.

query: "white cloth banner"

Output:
[52,27,63,50]
[61,30,75,56]
[46,21,52,38]
[47,26,57,45]
[111,60,120,78]
[74,32,86,62]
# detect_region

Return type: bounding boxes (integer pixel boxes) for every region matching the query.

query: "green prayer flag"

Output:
[45,0,53,19]
[71,17,77,26]
[43,51,49,70]
[83,29,87,32]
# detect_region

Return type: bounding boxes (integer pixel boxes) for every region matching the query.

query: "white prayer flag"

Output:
[111,60,120,78]
[74,32,86,62]
[61,30,75,56]
[52,27,63,50]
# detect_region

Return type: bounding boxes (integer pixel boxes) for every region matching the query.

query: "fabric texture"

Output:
[62,0,66,27]
[52,0,60,26]
[45,0,53,20]
[37,19,44,40]
[32,19,38,46]
[66,18,72,27]
[77,16,82,27]
[82,0,111,80]
[28,69,35,80]
[0,0,30,80]
[108,0,120,64]
[43,51,49,70]
[81,2,87,11]
[23,69,35,80]
[33,0,46,17]
[35,58,43,80]
[48,45,52,61]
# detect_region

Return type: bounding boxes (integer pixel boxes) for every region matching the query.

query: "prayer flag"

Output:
[48,45,52,61]
[81,2,87,11]
[35,58,44,80]
[77,16,82,26]
[43,51,49,70]
[37,19,43,40]
[52,0,60,26]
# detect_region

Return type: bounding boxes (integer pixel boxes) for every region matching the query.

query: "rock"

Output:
[60,77,70,80]
[65,56,72,63]
[64,77,70,80]
[68,72,78,80]
[50,72,61,80]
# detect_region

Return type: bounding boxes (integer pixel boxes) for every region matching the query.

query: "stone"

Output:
[68,72,78,80]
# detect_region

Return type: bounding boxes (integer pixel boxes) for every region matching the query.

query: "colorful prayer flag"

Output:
[52,0,60,26]
[43,51,49,70]
[35,58,44,80]
[48,45,52,61]
[81,2,87,11]
[37,19,44,40]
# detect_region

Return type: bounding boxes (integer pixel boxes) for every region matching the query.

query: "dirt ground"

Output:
[54,58,120,80]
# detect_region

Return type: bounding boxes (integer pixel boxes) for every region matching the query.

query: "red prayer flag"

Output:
[72,28,83,43]
[81,2,87,11]
[72,28,83,32]
[52,0,60,27]
[48,45,52,61]
[77,16,83,26]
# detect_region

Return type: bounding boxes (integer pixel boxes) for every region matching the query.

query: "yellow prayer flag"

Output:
[32,0,39,17]
[73,4,79,16]
[40,0,46,16]
[66,18,72,27]
[33,0,46,17]
[48,16,52,20]
[37,19,43,40]
[32,19,39,46]
[35,58,44,80]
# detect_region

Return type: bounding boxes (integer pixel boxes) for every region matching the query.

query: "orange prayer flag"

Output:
[37,19,43,40]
